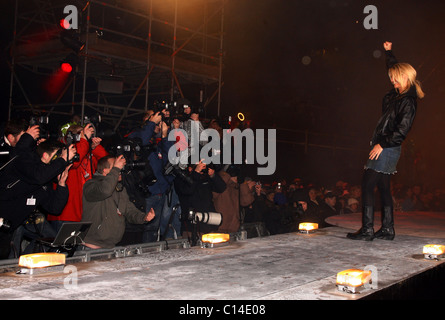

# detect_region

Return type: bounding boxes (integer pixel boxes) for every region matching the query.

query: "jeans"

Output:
[10,218,58,258]
[143,193,166,242]
[160,186,182,240]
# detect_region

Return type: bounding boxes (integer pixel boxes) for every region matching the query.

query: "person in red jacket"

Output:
[47,123,108,231]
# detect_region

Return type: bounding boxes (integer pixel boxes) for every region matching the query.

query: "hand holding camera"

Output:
[60,144,78,163]
[113,155,127,170]
[26,125,40,140]
[90,137,102,150]
[151,112,163,125]
[82,123,95,140]
[194,159,206,174]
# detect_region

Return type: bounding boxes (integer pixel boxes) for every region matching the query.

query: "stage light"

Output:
[201,233,230,248]
[336,269,372,294]
[59,18,70,30]
[299,222,318,233]
[61,62,73,73]
[60,53,79,73]
[18,253,66,275]
[423,244,445,260]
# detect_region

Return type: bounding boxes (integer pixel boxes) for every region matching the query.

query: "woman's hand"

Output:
[369,144,383,160]
[383,41,392,51]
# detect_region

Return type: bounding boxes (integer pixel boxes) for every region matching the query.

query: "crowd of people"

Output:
[0,107,444,259]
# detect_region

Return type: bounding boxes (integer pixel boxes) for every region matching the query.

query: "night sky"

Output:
[1,0,445,187]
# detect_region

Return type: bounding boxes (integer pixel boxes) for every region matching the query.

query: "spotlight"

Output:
[60,53,79,73]
[201,233,230,248]
[336,269,372,294]
[18,253,66,275]
[61,62,72,73]
[423,244,445,260]
[59,18,70,30]
[298,222,318,233]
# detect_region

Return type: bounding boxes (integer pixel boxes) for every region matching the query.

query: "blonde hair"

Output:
[388,63,425,99]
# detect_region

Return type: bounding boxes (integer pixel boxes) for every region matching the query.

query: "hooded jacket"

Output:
[48,138,108,222]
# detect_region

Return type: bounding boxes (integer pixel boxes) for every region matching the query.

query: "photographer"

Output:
[128,111,177,242]
[213,165,254,234]
[0,140,75,259]
[175,160,226,239]
[81,155,155,249]
[0,118,40,167]
[47,123,108,231]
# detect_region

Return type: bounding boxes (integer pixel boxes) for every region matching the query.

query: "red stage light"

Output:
[61,62,73,73]
[60,19,70,30]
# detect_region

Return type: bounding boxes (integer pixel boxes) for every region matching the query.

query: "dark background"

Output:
[1,0,445,188]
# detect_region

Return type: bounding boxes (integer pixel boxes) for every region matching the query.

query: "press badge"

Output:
[26,196,36,206]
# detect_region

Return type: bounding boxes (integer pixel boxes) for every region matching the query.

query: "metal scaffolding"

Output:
[8,0,225,131]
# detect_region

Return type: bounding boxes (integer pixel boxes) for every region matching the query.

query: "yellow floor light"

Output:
[336,269,372,294]
[201,233,230,248]
[423,244,445,260]
[299,222,318,233]
[18,253,66,275]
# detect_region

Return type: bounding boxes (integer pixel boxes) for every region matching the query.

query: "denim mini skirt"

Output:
[364,146,401,174]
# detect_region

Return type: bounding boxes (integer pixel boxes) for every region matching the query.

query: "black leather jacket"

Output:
[371,51,418,148]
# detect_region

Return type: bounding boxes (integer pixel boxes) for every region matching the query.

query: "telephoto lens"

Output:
[0,218,11,232]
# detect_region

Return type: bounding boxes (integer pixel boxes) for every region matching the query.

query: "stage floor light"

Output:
[201,233,230,248]
[299,222,318,233]
[336,269,372,294]
[18,253,66,275]
[423,244,445,260]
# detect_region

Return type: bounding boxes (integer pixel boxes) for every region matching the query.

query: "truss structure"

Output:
[9,0,225,130]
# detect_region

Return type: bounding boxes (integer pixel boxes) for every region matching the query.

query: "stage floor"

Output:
[1,214,445,301]
[326,210,445,239]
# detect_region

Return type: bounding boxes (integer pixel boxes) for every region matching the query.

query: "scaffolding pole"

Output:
[80,2,91,125]
[8,0,19,121]
[217,1,225,117]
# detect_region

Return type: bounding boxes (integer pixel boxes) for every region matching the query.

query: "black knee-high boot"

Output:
[346,206,375,241]
[374,206,395,240]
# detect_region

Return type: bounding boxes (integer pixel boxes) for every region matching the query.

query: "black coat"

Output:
[175,170,226,214]
[0,148,69,231]
[371,51,418,148]
[175,169,226,234]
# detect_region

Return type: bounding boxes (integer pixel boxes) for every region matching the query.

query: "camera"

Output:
[29,116,50,139]
[0,217,11,232]
[65,131,80,146]
[187,210,222,226]
[164,162,193,185]
[83,114,112,139]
